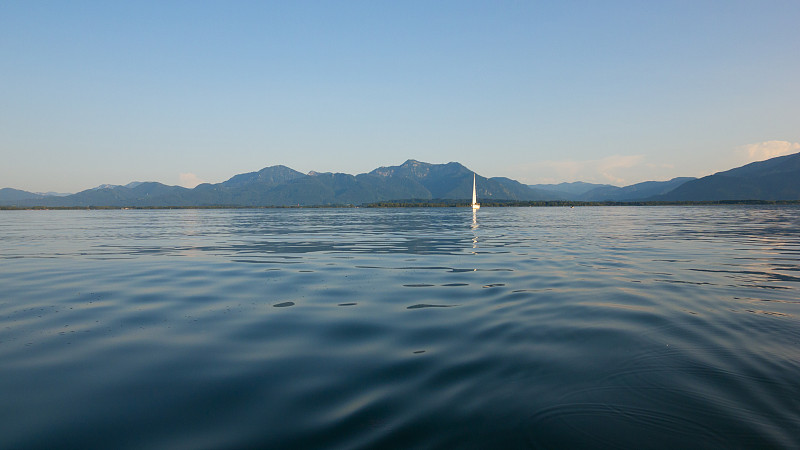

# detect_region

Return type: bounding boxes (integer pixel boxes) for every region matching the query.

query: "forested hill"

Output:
[655,152,800,201]
[3,153,800,207]
[1,160,554,207]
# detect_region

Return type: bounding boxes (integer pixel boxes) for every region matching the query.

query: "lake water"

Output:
[1,206,799,449]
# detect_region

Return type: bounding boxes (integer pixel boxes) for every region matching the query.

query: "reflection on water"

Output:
[472,209,479,250]
[1,206,799,449]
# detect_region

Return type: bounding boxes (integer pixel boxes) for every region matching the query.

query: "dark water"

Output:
[1,207,799,449]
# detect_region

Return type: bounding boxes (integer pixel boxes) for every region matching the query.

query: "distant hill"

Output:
[528,182,613,199]
[91,182,144,190]
[3,153,799,207]
[221,166,305,188]
[369,160,553,201]
[579,177,695,202]
[35,191,72,197]
[527,178,695,201]
[60,182,193,207]
[2,160,553,207]
[0,188,43,203]
[657,152,800,201]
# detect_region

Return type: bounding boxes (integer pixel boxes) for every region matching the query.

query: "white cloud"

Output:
[741,140,800,162]
[504,141,800,186]
[513,154,648,185]
[179,172,204,188]
[597,155,644,184]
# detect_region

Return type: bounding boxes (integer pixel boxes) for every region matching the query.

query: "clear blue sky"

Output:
[2,1,799,193]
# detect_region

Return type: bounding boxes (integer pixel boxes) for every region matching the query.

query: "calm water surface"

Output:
[1,207,799,449]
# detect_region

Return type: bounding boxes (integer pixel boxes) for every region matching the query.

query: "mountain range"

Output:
[528,177,698,202]
[656,152,800,201]
[2,153,800,207]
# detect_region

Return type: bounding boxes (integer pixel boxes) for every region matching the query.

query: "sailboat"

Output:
[471,173,480,210]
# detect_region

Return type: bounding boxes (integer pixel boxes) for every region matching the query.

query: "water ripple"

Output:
[1,206,799,448]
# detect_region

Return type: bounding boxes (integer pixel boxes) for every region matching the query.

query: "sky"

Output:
[2,1,799,193]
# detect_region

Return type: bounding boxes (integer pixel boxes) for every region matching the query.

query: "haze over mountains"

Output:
[528,177,698,202]
[3,153,800,207]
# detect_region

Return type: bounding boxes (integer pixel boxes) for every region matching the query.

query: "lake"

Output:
[1,206,799,449]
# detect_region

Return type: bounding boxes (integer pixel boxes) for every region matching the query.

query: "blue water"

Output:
[1,207,799,449]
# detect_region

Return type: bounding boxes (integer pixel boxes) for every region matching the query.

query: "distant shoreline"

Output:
[3,200,800,211]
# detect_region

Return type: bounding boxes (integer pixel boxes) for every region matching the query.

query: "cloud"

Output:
[515,154,647,185]
[741,140,800,162]
[179,172,204,188]
[597,155,644,184]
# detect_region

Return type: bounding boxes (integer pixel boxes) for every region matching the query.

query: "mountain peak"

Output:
[370,160,472,181]
[4,153,800,207]
[222,165,305,188]
[400,159,427,167]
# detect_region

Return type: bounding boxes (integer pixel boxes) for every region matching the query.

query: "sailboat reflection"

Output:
[471,209,478,249]
[471,174,479,250]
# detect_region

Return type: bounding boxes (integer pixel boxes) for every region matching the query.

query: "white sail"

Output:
[471,173,480,210]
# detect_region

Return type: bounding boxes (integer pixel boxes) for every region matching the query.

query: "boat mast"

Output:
[471,173,480,210]
[472,174,477,204]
